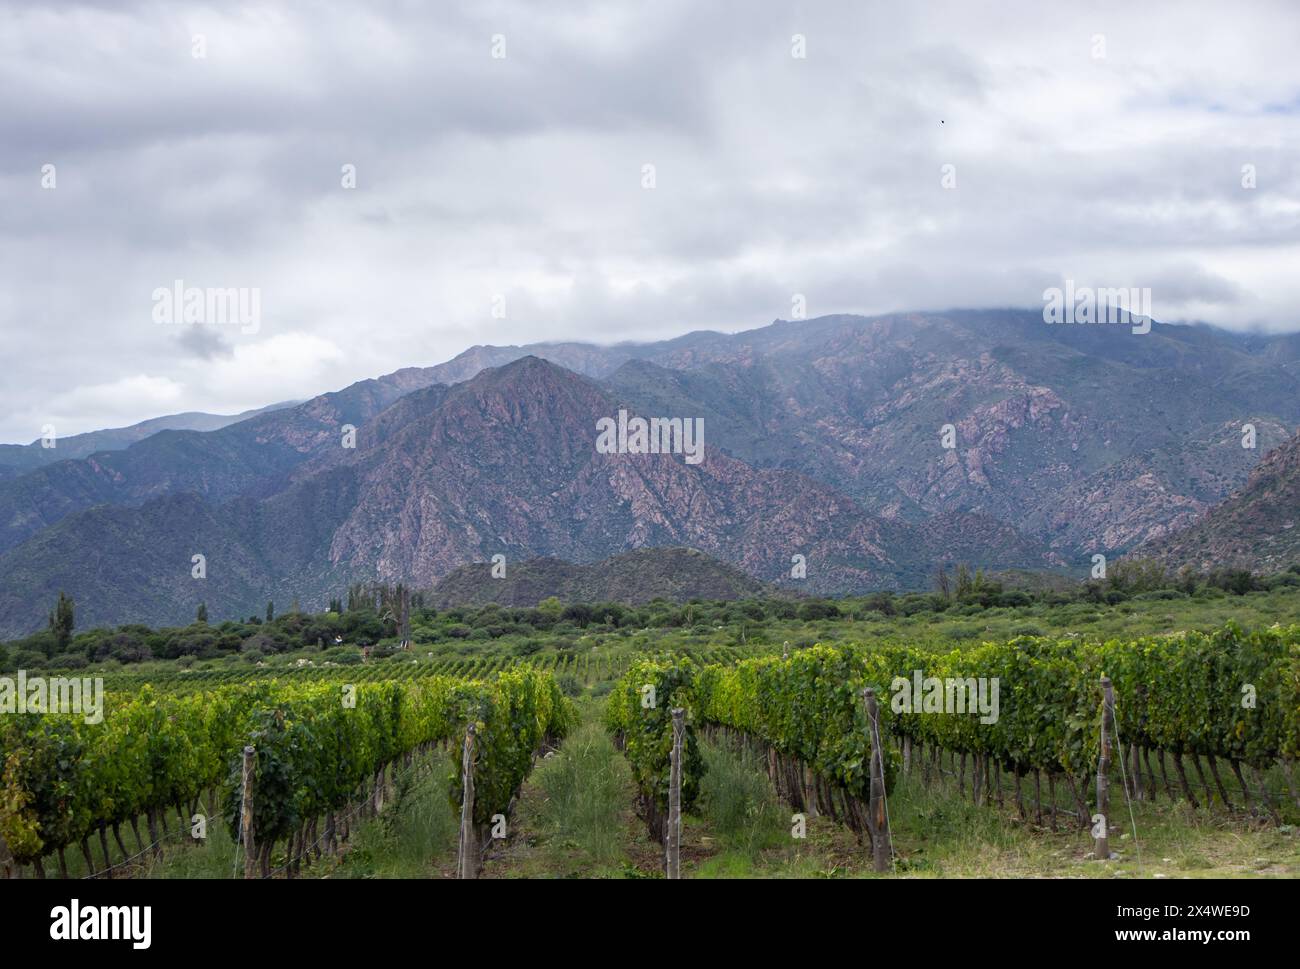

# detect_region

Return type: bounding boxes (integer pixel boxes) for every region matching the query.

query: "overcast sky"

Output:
[2,0,1299,442]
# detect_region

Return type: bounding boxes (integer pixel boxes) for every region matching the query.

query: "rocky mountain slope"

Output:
[0,356,1055,634]
[2,309,1298,635]
[0,370,442,555]
[1139,432,1300,574]
[411,310,1300,553]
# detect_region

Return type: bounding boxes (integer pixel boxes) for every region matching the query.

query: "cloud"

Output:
[176,326,234,360]
[2,0,1300,441]
[8,374,185,439]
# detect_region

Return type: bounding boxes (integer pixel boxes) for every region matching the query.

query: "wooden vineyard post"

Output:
[1095,676,1114,861]
[863,688,892,873]
[241,745,256,880]
[666,708,685,879]
[458,724,478,879]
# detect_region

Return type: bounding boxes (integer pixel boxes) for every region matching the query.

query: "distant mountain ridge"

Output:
[0,354,1058,634]
[2,309,1299,635]
[0,370,442,556]
[0,401,298,476]
[402,310,1300,554]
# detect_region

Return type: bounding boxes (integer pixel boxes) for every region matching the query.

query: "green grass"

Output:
[697,738,787,858]
[673,762,1300,879]
[479,698,651,878]
[137,749,459,880]
[882,771,1300,879]
[531,719,629,865]
[147,821,241,880]
[330,751,458,879]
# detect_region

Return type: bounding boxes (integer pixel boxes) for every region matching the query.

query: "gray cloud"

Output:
[175,325,234,361]
[2,0,1300,441]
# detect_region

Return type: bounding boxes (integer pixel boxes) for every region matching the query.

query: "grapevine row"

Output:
[0,668,575,876]
[606,622,1300,867]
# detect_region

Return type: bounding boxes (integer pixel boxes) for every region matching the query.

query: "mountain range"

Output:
[0,401,297,479]
[2,309,1297,637]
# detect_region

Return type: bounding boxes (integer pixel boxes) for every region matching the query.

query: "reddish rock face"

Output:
[407,310,1299,559]
[322,356,921,595]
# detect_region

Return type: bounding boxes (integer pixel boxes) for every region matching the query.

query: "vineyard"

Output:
[2,619,1299,879]
[0,668,574,878]
[72,643,774,697]
[605,622,1300,874]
